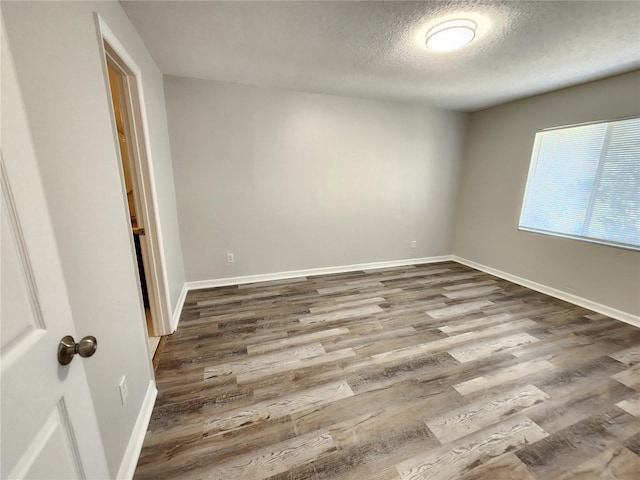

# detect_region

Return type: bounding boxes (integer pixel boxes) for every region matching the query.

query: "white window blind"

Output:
[519,117,640,250]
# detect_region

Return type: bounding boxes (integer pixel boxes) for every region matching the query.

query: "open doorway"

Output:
[97,20,178,360]
[104,42,175,358]
[105,59,160,357]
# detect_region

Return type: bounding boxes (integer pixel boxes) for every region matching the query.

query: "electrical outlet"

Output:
[118,375,128,405]
[411,240,417,249]
[226,253,234,263]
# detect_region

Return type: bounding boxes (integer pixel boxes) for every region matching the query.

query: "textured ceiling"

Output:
[121,1,640,111]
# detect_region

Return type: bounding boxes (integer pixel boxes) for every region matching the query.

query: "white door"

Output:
[1,19,110,480]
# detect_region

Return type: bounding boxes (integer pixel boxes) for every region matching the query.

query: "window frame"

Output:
[518,115,640,252]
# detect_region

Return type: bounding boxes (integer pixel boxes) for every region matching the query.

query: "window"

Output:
[519,117,640,251]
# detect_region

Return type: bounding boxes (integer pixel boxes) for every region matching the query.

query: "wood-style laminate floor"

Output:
[134,262,640,480]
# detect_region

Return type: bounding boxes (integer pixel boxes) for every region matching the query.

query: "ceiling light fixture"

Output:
[426,19,477,51]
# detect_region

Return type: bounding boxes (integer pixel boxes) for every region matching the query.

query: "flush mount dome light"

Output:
[426,19,477,51]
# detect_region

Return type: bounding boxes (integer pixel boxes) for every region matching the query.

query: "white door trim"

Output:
[94,13,174,336]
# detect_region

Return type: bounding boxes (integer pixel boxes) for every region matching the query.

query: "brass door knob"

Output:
[57,335,98,365]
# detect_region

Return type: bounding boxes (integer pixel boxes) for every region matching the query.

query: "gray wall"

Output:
[3,1,184,475]
[164,76,468,281]
[453,70,640,317]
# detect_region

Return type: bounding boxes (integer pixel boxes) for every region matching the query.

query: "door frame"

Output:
[94,13,173,337]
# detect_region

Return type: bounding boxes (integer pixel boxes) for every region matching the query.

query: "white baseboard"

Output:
[184,255,454,291]
[116,381,158,480]
[452,255,640,328]
[171,283,189,333]
[175,253,639,329]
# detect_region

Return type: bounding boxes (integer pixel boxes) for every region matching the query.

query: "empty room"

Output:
[1,1,639,479]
